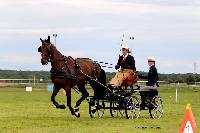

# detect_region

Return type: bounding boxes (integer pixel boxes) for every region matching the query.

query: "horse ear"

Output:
[47,36,50,43]
[38,46,42,52]
[40,38,43,43]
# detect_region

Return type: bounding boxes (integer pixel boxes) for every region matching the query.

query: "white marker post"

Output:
[176,82,179,103]
[26,87,32,92]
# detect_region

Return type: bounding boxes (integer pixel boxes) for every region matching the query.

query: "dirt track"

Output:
[0,82,16,86]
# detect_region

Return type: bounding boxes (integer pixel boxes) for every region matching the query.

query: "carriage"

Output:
[38,36,163,119]
[86,72,164,119]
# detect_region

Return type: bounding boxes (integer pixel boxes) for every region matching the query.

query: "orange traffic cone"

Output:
[179,104,197,133]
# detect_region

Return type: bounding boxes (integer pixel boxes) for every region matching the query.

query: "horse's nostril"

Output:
[41,60,48,65]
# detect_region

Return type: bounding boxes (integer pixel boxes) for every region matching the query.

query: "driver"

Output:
[109,45,136,89]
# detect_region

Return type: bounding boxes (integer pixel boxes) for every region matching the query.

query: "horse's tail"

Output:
[99,69,107,85]
[93,68,107,99]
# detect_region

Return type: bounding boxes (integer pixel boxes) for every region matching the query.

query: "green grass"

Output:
[0,85,199,133]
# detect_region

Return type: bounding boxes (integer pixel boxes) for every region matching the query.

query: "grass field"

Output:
[0,84,199,133]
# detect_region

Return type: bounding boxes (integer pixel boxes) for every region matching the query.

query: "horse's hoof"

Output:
[74,107,79,112]
[75,112,80,118]
[58,104,66,109]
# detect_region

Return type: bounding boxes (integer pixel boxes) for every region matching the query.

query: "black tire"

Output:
[110,101,119,117]
[149,96,163,119]
[110,101,125,118]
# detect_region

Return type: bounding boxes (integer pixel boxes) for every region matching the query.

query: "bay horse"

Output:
[38,36,106,117]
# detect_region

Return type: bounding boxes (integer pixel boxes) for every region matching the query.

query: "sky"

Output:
[0,0,200,73]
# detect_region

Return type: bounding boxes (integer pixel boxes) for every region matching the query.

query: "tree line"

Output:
[0,70,199,84]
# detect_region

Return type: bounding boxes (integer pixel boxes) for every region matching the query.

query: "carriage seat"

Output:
[121,71,138,87]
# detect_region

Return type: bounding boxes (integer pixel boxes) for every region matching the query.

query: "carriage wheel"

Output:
[125,96,141,119]
[110,101,125,118]
[110,101,119,117]
[89,100,105,118]
[149,96,163,119]
[119,109,125,117]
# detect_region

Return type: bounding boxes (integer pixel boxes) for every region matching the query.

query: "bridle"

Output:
[39,43,64,62]
[44,43,54,62]
[40,43,80,80]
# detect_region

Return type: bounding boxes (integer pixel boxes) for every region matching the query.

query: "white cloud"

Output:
[0,55,37,64]
[158,59,195,74]
[0,26,99,36]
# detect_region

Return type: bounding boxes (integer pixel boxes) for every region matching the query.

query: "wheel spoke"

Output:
[110,101,120,117]
[125,96,141,119]
[149,96,163,119]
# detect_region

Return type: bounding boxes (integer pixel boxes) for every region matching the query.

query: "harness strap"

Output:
[51,72,76,79]
[50,56,78,80]
[78,69,111,93]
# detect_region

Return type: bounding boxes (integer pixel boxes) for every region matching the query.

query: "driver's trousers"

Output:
[110,69,133,87]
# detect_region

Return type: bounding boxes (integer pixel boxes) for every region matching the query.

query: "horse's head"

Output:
[38,36,53,65]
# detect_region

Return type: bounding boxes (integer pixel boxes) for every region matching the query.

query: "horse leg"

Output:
[74,84,89,116]
[90,82,104,99]
[65,87,77,117]
[51,85,66,109]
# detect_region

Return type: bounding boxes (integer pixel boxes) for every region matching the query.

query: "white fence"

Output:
[0,79,39,85]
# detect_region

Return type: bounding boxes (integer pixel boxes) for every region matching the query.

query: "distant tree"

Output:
[185,75,195,84]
